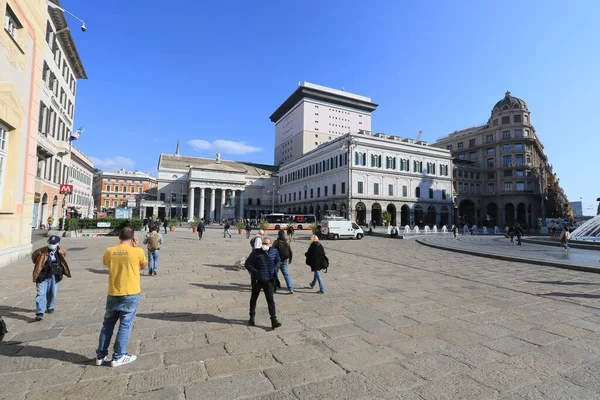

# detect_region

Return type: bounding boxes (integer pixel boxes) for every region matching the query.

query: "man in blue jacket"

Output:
[244,236,282,329]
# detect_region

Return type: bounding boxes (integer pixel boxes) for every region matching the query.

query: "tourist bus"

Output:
[262,213,316,230]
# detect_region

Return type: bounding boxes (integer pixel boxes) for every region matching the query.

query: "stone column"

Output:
[188,186,195,219]
[199,188,205,221]
[209,188,215,221]
[239,191,245,219]
[231,190,236,218]
[220,189,226,221]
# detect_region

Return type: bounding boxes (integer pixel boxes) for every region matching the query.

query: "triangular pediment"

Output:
[0,83,26,128]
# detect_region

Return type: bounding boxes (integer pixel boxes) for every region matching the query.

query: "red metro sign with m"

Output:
[59,184,73,194]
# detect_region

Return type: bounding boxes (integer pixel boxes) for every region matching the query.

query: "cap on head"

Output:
[48,235,61,244]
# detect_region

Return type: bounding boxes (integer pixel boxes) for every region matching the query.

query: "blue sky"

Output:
[66,0,599,215]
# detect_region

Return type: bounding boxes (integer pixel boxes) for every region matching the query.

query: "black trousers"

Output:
[249,279,276,319]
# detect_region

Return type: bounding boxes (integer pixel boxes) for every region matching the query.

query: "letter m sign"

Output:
[59,184,73,194]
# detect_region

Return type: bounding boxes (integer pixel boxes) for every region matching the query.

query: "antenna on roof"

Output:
[175,140,180,156]
[342,86,345,91]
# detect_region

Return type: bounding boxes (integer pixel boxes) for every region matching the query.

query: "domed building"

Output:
[433,91,569,230]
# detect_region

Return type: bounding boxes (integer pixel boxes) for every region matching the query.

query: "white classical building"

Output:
[68,147,94,218]
[141,152,279,221]
[270,82,378,165]
[278,132,454,227]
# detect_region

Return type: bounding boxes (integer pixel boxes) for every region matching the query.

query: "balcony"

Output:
[37,132,58,157]
[55,139,70,155]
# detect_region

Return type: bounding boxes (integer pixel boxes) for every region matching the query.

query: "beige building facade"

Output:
[433,91,567,229]
[0,0,47,268]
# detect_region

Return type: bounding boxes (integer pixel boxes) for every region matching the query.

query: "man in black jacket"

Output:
[244,237,282,329]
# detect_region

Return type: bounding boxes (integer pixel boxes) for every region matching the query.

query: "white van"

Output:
[319,220,364,240]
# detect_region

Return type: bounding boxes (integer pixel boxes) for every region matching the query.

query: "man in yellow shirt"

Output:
[96,227,147,367]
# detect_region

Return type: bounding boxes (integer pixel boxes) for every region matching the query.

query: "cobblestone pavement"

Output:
[417,235,600,272]
[3,228,600,399]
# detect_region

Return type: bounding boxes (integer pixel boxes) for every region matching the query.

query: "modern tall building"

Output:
[433,91,568,228]
[0,0,48,267]
[68,147,94,218]
[269,82,378,165]
[92,169,157,216]
[32,0,87,228]
[278,132,453,227]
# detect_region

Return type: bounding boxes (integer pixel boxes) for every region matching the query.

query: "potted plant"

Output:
[236,221,245,234]
[188,217,197,232]
[168,218,178,231]
[382,211,392,227]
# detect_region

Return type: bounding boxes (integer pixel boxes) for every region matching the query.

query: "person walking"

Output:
[143,226,163,276]
[96,227,147,367]
[273,230,294,294]
[508,225,515,245]
[514,224,523,246]
[305,234,328,293]
[223,221,232,238]
[251,229,266,249]
[162,219,168,234]
[142,218,148,232]
[560,225,571,251]
[286,225,295,242]
[31,235,72,321]
[451,224,458,239]
[245,221,252,239]
[197,219,205,240]
[244,237,282,329]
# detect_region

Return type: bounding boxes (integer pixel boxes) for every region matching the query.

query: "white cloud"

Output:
[187,139,262,155]
[89,156,135,171]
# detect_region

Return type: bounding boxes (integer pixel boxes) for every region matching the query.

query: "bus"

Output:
[262,214,316,230]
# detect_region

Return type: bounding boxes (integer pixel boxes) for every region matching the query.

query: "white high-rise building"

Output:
[270,82,378,166]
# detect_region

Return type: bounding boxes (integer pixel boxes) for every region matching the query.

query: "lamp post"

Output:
[47,1,87,32]
[180,187,183,226]
[341,133,358,221]
[268,182,279,214]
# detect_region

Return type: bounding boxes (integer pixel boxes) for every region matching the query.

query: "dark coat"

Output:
[32,246,72,283]
[245,248,281,281]
[197,222,205,232]
[305,242,327,271]
[273,239,293,263]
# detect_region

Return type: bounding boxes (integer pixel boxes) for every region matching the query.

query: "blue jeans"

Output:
[310,270,325,292]
[35,275,58,315]
[148,250,159,274]
[281,261,293,291]
[97,294,140,360]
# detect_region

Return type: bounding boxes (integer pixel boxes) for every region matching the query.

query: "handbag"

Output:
[322,255,329,273]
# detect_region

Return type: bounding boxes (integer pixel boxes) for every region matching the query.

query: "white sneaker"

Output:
[95,356,108,366]
[110,354,137,367]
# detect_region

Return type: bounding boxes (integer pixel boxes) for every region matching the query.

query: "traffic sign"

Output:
[59,184,73,194]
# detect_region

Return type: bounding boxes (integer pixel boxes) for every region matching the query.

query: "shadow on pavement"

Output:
[539,292,600,299]
[0,343,90,364]
[204,264,239,271]
[0,306,37,323]
[526,280,599,286]
[136,312,268,330]
[191,282,250,292]
[86,268,109,275]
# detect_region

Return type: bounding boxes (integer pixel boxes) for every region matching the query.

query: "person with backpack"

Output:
[273,230,294,294]
[305,234,327,294]
[244,236,282,329]
[31,235,72,321]
[250,229,266,249]
[560,225,571,251]
[197,219,205,240]
[223,221,232,238]
[143,226,163,276]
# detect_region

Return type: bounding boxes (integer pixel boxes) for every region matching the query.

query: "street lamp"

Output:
[179,187,183,226]
[341,133,358,221]
[268,182,279,214]
[47,1,87,32]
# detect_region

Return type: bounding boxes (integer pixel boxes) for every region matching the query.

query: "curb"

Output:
[416,238,600,274]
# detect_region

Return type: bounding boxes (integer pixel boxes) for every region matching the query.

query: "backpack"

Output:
[147,234,160,251]
[276,241,291,260]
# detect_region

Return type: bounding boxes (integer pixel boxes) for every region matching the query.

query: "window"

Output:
[257,198,261,205]
[402,186,407,197]
[469,152,477,159]
[310,188,313,198]
[487,158,494,167]
[415,187,421,198]
[503,155,512,165]
[457,142,464,149]
[324,186,328,197]
[516,182,525,191]
[4,5,21,41]
[487,172,495,179]
[0,124,7,208]
[515,154,524,165]
[458,183,463,193]
[504,182,513,191]
[469,139,476,147]
[504,170,512,177]
[524,115,529,124]
[502,116,510,124]
[341,182,346,194]
[514,143,523,151]
[487,183,495,193]
[486,148,494,155]
[160,193,165,201]
[446,145,452,151]
[458,154,465,160]
[502,131,511,139]
[293,192,296,201]
[388,184,393,196]
[182,194,187,203]
[502,144,511,152]
[515,170,525,177]
[332,184,336,195]
[486,135,494,143]
[357,182,363,194]
[514,129,522,137]
[429,188,434,199]
[493,119,498,127]
[304,190,307,199]
[317,187,320,198]
[514,115,522,123]
[442,189,447,200]
[373,183,379,195]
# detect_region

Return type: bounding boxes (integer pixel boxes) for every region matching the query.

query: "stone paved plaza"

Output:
[2,228,600,399]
